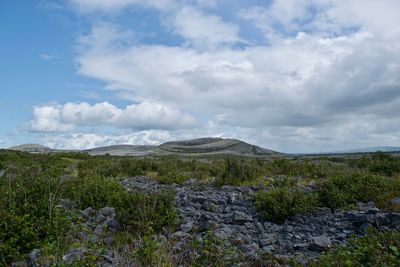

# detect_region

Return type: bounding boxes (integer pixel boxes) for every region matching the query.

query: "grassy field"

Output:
[1,150,400,265]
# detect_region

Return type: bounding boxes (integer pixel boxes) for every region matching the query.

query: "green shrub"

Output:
[313,230,400,267]
[62,175,176,235]
[353,152,400,176]
[0,156,71,264]
[192,230,236,267]
[216,158,261,186]
[255,188,317,224]
[317,173,400,209]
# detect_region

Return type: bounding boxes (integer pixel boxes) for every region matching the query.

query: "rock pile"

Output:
[122,176,400,263]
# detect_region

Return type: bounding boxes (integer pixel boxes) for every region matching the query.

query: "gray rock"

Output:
[62,248,86,263]
[11,261,27,267]
[93,214,107,223]
[102,249,116,263]
[180,221,194,232]
[366,207,380,215]
[27,249,41,267]
[193,196,207,204]
[215,227,233,239]
[259,234,276,246]
[171,231,192,240]
[345,212,368,224]
[232,211,252,224]
[358,223,373,234]
[81,207,95,219]
[386,213,400,226]
[106,219,121,230]
[261,245,276,253]
[390,197,400,206]
[99,207,116,218]
[309,236,331,251]
[94,224,105,235]
[0,170,5,178]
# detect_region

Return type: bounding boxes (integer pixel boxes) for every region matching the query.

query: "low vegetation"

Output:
[1,149,400,265]
[255,188,318,224]
[314,230,400,266]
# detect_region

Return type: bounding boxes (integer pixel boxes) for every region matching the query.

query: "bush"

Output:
[313,230,400,266]
[353,152,400,176]
[216,158,261,186]
[62,175,177,235]
[255,188,317,224]
[0,156,71,264]
[317,173,400,209]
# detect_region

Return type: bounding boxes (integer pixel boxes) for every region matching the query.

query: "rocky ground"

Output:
[16,176,400,266]
[121,176,400,265]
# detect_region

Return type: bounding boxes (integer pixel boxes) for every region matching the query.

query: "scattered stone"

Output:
[103,237,114,246]
[386,213,400,226]
[99,207,116,218]
[62,248,86,264]
[390,197,400,206]
[181,221,194,232]
[11,261,27,267]
[106,219,121,231]
[193,196,207,204]
[232,211,252,224]
[358,223,373,234]
[81,207,95,219]
[94,224,105,235]
[309,236,331,251]
[27,249,41,267]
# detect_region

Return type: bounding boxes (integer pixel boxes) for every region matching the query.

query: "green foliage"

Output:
[131,235,171,266]
[255,188,317,224]
[62,175,176,235]
[192,230,236,267]
[216,157,262,186]
[0,154,71,264]
[0,151,177,264]
[317,173,400,209]
[354,152,400,176]
[313,230,400,267]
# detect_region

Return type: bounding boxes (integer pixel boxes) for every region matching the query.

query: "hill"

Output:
[9,144,53,153]
[159,137,278,156]
[9,137,280,157]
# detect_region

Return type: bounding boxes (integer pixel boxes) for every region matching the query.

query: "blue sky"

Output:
[1,0,400,153]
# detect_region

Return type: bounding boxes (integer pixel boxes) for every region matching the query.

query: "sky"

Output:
[1,0,400,153]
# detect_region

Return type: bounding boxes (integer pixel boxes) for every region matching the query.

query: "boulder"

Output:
[106,219,121,231]
[62,248,86,264]
[358,223,373,234]
[232,211,252,224]
[309,236,331,251]
[81,207,95,219]
[99,207,116,218]
[386,213,400,226]
[390,197,400,206]
[27,249,41,267]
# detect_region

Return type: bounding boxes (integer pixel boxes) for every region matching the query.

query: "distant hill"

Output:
[9,137,280,157]
[159,137,278,156]
[331,146,400,154]
[9,144,53,153]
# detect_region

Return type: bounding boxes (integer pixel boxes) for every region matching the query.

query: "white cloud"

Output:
[171,6,240,48]
[30,102,197,132]
[31,105,75,132]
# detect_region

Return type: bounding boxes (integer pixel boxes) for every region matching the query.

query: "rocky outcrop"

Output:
[122,176,400,264]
